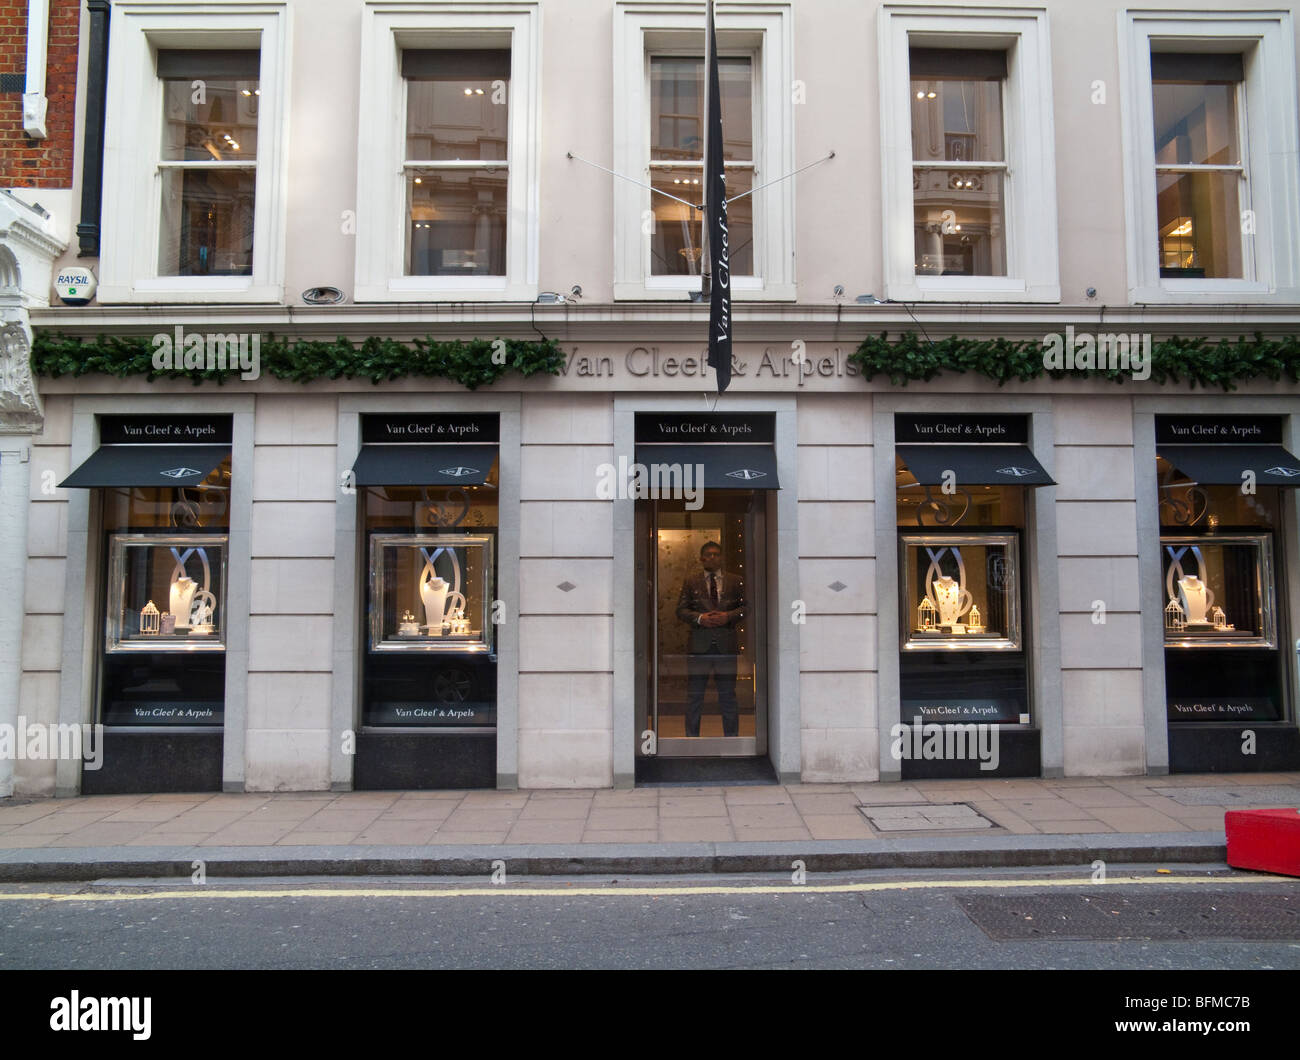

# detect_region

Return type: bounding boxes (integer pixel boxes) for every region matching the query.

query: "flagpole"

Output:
[700,0,713,295]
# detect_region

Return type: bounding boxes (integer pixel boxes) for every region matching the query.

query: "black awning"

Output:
[60,445,230,488]
[634,444,780,489]
[897,444,1055,487]
[1158,445,1300,487]
[351,444,498,487]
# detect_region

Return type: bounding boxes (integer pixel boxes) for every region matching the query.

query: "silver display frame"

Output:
[368,532,495,654]
[899,532,1022,652]
[1160,533,1277,649]
[105,533,229,653]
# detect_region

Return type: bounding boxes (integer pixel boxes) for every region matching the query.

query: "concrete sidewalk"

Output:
[1,772,1297,881]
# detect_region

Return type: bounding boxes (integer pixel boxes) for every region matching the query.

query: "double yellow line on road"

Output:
[0,872,1293,902]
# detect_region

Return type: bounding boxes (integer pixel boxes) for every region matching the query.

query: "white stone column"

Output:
[0,434,33,797]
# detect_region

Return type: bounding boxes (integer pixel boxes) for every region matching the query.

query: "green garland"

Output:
[30,329,1300,392]
[849,331,1300,391]
[30,332,566,390]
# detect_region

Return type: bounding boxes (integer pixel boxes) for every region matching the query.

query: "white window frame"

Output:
[1118,9,1300,304]
[878,5,1060,303]
[613,1,794,301]
[98,2,290,305]
[355,1,539,303]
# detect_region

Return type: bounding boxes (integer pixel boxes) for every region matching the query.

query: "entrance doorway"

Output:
[636,492,768,758]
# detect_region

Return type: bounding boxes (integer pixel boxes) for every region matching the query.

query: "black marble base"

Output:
[81,731,223,794]
[635,756,778,785]
[1168,724,1300,773]
[899,728,1041,779]
[354,732,495,790]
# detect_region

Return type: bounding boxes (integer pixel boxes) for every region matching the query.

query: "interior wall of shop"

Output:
[872,394,1065,781]
[53,394,255,796]
[1134,397,1300,773]
[333,393,523,790]
[612,393,799,785]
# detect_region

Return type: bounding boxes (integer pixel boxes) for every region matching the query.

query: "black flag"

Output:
[704,0,731,393]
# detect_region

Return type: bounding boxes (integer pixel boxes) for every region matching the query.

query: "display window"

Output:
[97,457,232,727]
[1155,437,1291,727]
[900,533,1021,651]
[361,474,499,729]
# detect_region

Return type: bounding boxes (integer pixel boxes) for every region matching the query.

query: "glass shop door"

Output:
[637,492,767,757]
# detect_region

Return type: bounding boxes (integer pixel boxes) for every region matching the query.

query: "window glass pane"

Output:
[651,167,703,274]
[406,78,508,162]
[724,167,754,276]
[406,169,507,276]
[161,78,259,161]
[913,168,1006,276]
[650,57,751,162]
[1153,81,1238,166]
[1156,170,1241,278]
[158,168,255,276]
[910,78,1003,162]
[649,166,753,276]
[895,458,1025,526]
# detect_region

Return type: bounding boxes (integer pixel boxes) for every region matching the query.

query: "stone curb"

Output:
[0,832,1227,882]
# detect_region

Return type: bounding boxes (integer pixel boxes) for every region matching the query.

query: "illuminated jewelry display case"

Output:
[368,533,495,654]
[900,533,1021,651]
[105,534,229,653]
[1160,534,1276,649]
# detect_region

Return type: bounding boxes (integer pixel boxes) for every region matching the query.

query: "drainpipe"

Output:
[22,0,49,139]
[76,1,110,257]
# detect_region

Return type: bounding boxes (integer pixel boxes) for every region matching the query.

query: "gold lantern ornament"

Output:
[918,596,938,631]
[968,604,982,631]
[140,600,161,636]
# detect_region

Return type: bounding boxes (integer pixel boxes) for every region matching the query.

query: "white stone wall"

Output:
[1053,397,1145,775]
[244,395,338,791]
[19,396,71,795]
[517,394,614,787]
[797,395,877,781]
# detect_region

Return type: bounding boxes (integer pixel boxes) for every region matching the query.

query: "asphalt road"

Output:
[1,866,1298,970]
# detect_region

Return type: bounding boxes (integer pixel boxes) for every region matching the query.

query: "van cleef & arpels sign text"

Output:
[548,344,864,388]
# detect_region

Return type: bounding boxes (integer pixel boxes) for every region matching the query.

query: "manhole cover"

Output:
[957,891,1300,941]
[1145,785,1300,807]
[858,802,994,831]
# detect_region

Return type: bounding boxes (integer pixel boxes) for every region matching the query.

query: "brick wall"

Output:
[0,0,80,187]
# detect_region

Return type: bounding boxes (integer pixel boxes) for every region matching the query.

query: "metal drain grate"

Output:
[1145,785,1300,807]
[858,802,994,832]
[957,891,1300,941]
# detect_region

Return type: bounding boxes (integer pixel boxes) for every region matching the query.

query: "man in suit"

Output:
[675,541,746,737]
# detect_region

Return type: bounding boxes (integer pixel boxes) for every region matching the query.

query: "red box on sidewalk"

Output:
[1225,808,1300,877]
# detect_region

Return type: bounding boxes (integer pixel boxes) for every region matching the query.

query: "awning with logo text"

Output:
[1158,445,1300,487]
[896,445,1054,487]
[60,445,230,488]
[350,444,499,487]
[633,444,780,489]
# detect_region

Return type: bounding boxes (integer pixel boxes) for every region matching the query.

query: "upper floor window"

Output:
[878,6,1060,303]
[1119,12,1300,303]
[909,48,1007,279]
[403,50,509,278]
[97,3,289,304]
[613,2,794,301]
[157,50,259,278]
[354,4,539,303]
[648,54,754,277]
[1151,53,1246,281]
